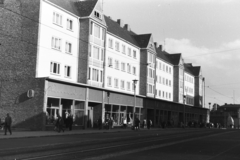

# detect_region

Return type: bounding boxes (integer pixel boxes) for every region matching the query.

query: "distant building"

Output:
[210,104,240,128]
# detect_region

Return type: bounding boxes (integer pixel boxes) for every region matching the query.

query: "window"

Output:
[163,64,165,71]
[163,78,165,85]
[148,52,154,63]
[122,45,126,54]
[93,46,100,59]
[53,12,62,26]
[169,93,171,99]
[88,67,91,80]
[94,24,100,38]
[107,77,112,86]
[108,39,113,48]
[163,91,165,98]
[159,90,161,97]
[115,60,119,70]
[127,82,131,90]
[128,48,131,57]
[115,42,120,51]
[133,50,137,59]
[89,44,92,57]
[148,68,153,78]
[100,71,103,82]
[64,65,71,78]
[101,49,104,61]
[108,57,113,67]
[166,79,168,86]
[121,62,125,72]
[121,80,125,89]
[148,84,153,94]
[50,62,60,74]
[166,66,168,73]
[127,63,131,73]
[65,42,72,54]
[169,80,171,87]
[51,37,61,50]
[94,11,102,20]
[169,67,171,74]
[102,28,105,40]
[92,68,99,81]
[114,78,119,88]
[67,19,73,30]
[132,66,136,75]
[166,92,168,99]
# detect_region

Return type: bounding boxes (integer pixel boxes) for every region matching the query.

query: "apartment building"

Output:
[155,44,174,102]
[0,0,207,130]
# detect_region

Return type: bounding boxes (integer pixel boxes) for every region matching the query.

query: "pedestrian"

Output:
[58,116,65,133]
[68,115,73,131]
[147,119,152,129]
[4,113,12,135]
[98,116,102,130]
[123,117,127,129]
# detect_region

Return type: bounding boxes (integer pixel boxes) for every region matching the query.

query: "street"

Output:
[0,128,239,160]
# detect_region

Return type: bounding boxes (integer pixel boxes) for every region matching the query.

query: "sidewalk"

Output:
[0,127,161,139]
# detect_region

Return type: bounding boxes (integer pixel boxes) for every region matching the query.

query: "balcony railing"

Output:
[88,57,104,68]
[87,80,103,88]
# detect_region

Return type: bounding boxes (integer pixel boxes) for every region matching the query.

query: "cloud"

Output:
[164,38,240,105]
[158,0,238,4]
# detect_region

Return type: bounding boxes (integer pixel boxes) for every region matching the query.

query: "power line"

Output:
[206,86,233,100]
[184,48,240,59]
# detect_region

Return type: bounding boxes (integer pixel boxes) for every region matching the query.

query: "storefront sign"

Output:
[47,82,86,100]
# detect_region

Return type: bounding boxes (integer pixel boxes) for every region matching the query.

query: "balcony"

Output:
[89,35,104,47]
[88,57,104,68]
[147,77,154,84]
[87,80,103,88]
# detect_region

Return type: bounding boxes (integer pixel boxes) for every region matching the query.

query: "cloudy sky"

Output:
[103,0,240,108]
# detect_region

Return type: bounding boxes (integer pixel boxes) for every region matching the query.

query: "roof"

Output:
[184,64,201,76]
[219,104,240,111]
[167,53,182,65]
[48,0,98,17]
[155,48,173,65]
[104,15,139,47]
[75,0,98,17]
[132,34,152,48]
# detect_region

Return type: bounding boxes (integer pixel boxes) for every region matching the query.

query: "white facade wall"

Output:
[36,0,79,83]
[155,58,173,101]
[105,33,140,95]
[184,72,195,97]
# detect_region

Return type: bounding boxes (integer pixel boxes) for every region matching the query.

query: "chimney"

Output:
[117,19,124,28]
[154,42,158,48]
[159,45,162,51]
[124,24,131,31]
[108,16,112,20]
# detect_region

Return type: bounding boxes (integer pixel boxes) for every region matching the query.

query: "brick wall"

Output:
[0,0,46,130]
[78,19,90,84]
[173,66,179,102]
[139,49,148,96]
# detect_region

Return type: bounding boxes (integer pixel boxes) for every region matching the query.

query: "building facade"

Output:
[0,0,207,130]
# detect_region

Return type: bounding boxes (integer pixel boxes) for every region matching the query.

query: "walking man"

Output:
[5,113,12,135]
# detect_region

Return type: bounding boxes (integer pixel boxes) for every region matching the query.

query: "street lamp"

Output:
[132,79,138,126]
[183,95,186,128]
[208,102,211,123]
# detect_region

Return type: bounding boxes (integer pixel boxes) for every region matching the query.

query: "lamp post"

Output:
[132,79,138,126]
[208,102,211,123]
[183,95,186,127]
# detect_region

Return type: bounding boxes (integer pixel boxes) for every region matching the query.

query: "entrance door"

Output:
[87,107,93,128]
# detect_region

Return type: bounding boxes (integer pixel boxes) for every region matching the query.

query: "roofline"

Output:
[156,57,174,66]
[44,0,80,19]
[106,31,140,49]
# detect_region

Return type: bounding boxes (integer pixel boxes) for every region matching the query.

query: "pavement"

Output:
[0,127,161,139]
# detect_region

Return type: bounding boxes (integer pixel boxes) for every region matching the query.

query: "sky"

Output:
[102,0,240,109]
